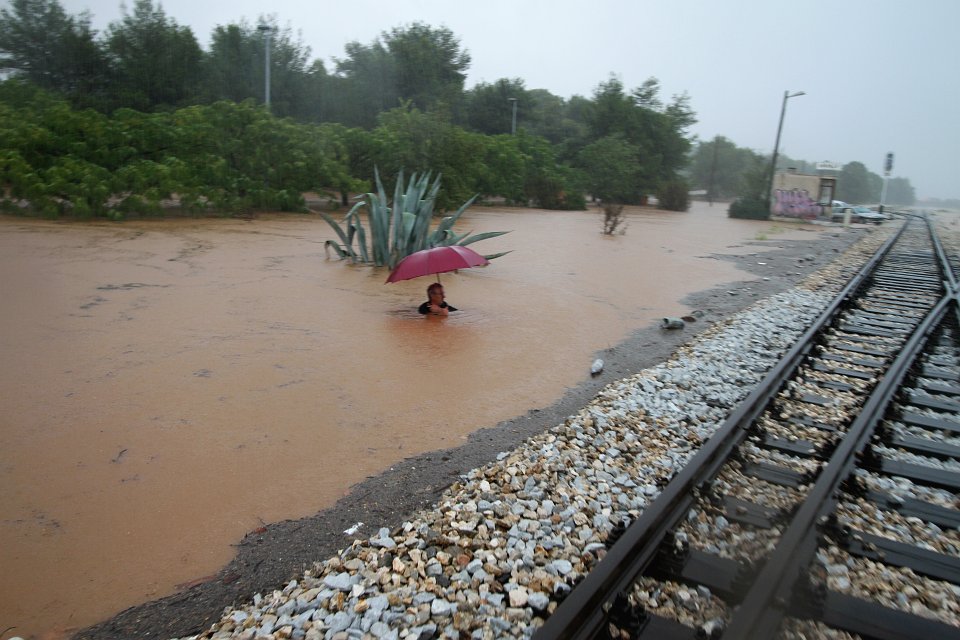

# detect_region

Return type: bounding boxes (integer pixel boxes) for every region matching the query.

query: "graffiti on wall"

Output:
[773,189,821,219]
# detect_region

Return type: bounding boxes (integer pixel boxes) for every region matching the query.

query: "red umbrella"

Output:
[385,245,489,283]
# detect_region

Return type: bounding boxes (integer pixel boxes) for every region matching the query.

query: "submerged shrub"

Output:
[602,203,626,235]
[728,196,770,220]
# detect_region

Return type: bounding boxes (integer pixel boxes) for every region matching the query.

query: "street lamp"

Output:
[257,23,273,111]
[766,90,805,213]
[508,97,518,135]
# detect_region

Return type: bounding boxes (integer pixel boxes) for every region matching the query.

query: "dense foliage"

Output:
[0,83,348,217]
[0,0,917,218]
[0,0,703,217]
[656,179,691,212]
[686,136,765,201]
[726,155,772,219]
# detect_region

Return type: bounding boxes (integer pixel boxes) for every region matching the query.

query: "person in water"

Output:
[418,282,457,317]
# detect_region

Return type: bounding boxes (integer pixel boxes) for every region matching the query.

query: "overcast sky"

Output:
[56,0,959,200]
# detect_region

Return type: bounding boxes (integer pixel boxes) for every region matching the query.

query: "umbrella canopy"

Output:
[385,245,489,283]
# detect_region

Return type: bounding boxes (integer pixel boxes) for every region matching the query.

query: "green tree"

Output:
[574,75,694,202]
[577,134,640,202]
[516,132,585,210]
[312,122,372,205]
[687,136,764,200]
[203,19,329,120]
[462,78,526,135]
[836,161,880,203]
[105,0,203,110]
[525,88,586,146]
[477,134,526,203]
[382,22,470,113]
[254,21,316,119]
[0,0,109,107]
[370,105,487,210]
[885,177,915,206]
[728,154,771,219]
[332,39,399,128]
[203,22,262,105]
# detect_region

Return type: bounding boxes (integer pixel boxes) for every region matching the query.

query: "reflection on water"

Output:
[0,204,826,637]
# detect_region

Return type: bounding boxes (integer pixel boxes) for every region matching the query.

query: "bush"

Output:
[656,179,690,212]
[602,203,626,235]
[728,196,770,220]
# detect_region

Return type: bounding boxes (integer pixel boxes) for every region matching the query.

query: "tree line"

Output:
[686,137,915,206]
[0,0,695,216]
[0,0,913,218]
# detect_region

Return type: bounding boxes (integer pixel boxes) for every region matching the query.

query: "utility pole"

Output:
[508,97,518,135]
[258,23,273,111]
[708,135,720,206]
[766,90,805,214]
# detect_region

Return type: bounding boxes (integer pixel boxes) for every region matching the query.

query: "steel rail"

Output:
[722,290,955,638]
[724,213,956,637]
[534,222,914,640]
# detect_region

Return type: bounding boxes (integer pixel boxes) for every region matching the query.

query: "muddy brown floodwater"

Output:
[0,203,836,638]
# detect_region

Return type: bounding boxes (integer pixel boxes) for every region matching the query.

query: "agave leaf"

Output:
[345,202,372,263]
[353,218,370,263]
[429,192,478,245]
[404,173,425,249]
[458,230,510,246]
[437,230,468,246]
[400,211,417,253]
[324,239,350,260]
[318,209,354,250]
[365,192,389,265]
[391,169,405,254]
[482,250,513,261]
[345,220,357,261]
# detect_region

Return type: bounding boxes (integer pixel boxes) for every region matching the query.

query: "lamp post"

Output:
[766,90,805,213]
[257,23,273,111]
[508,97,517,135]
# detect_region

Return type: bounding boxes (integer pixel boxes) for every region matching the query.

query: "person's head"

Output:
[427,283,445,300]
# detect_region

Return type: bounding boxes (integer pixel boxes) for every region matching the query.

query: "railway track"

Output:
[536,215,960,640]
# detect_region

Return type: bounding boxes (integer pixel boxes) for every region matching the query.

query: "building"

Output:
[771,168,837,220]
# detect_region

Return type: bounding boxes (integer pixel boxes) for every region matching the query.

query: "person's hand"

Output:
[429,303,448,316]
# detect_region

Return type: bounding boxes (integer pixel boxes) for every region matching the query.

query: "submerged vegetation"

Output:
[320,170,509,269]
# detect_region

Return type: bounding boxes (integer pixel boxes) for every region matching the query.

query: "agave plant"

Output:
[320,170,509,269]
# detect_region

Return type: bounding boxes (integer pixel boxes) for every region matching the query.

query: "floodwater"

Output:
[0,203,824,638]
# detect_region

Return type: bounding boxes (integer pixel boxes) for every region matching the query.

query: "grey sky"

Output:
[56,0,960,200]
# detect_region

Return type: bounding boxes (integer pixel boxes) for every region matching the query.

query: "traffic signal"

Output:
[884,153,894,174]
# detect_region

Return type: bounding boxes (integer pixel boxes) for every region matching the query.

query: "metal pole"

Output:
[708,135,719,206]
[766,90,804,214]
[508,98,517,135]
[258,24,272,111]
[879,152,893,215]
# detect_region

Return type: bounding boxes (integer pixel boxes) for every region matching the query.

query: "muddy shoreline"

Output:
[71,227,866,640]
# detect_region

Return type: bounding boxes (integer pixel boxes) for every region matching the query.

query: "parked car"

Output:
[830,202,885,224]
[830,200,851,221]
[849,205,887,224]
